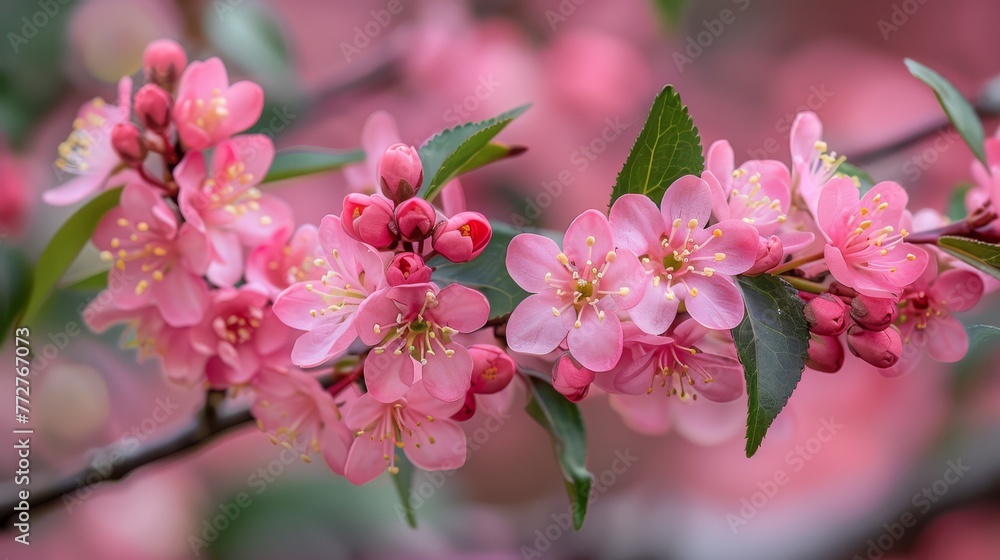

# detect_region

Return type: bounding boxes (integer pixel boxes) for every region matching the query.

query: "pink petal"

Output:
[660,175,712,228]
[608,194,663,254]
[790,112,821,162]
[609,393,671,435]
[703,171,731,223]
[506,292,569,355]
[232,194,294,247]
[223,81,265,136]
[861,182,907,230]
[355,289,403,345]
[273,282,325,330]
[816,177,861,241]
[344,438,388,485]
[563,209,614,267]
[627,277,679,335]
[931,269,984,312]
[670,397,745,445]
[566,309,622,372]
[364,353,415,403]
[176,224,211,274]
[433,284,489,333]
[228,134,274,181]
[319,410,354,476]
[290,319,357,367]
[705,140,734,188]
[206,230,244,287]
[152,270,208,327]
[687,353,744,402]
[692,219,759,275]
[345,393,388,431]
[506,233,564,292]
[440,179,467,216]
[421,343,473,403]
[926,315,969,362]
[405,420,467,471]
[42,172,109,206]
[598,248,646,309]
[683,275,746,330]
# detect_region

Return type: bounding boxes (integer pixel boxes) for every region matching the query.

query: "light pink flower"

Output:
[251,368,358,473]
[344,111,403,194]
[355,283,490,403]
[172,57,264,151]
[44,77,136,205]
[191,286,295,388]
[506,209,645,372]
[93,183,210,327]
[344,380,466,485]
[272,215,386,368]
[789,111,844,217]
[246,225,322,298]
[818,178,929,298]
[608,177,759,333]
[175,134,293,286]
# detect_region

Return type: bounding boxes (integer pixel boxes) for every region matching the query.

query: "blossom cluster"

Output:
[60,40,513,485]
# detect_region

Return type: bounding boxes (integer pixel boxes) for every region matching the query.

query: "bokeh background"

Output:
[2,0,1000,558]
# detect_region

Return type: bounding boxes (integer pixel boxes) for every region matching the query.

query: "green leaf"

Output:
[836,162,876,195]
[390,453,418,529]
[938,236,1000,280]
[905,59,987,167]
[524,373,592,530]
[0,245,31,340]
[263,148,365,183]
[419,105,530,201]
[948,183,973,222]
[732,275,811,457]
[453,142,527,177]
[651,0,688,30]
[967,324,1000,346]
[22,187,122,324]
[611,86,703,206]
[429,222,530,320]
[64,270,109,291]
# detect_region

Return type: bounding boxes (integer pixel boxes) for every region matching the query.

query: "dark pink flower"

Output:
[341,193,397,249]
[432,211,492,262]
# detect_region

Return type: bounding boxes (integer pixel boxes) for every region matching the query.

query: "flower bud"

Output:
[378,143,423,203]
[552,354,594,402]
[385,252,433,286]
[133,84,173,132]
[803,293,848,336]
[111,123,146,167]
[469,344,516,395]
[142,39,187,91]
[850,294,899,332]
[744,235,783,276]
[805,334,844,373]
[341,193,397,249]
[847,325,903,368]
[432,211,492,262]
[394,197,438,242]
[451,391,477,422]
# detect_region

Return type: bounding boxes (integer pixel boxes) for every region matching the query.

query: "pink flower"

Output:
[191,286,295,388]
[172,57,263,151]
[272,215,386,368]
[341,193,397,249]
[378,143,423,203]
[344,111,403,194]
[175,134,293,286]
[344,380,467,485]
[505,209,645,371]
[468,344,516,395]
[790,111,844,217]
[93,183,210,327]
[608,176,759,333]
[817,178,929,298]
[251,368,358,473]
[355,283,490,403]
[385,252,433,286]
[246,225,322,298]
[394,197,438,242]
[44,77,136,206]
[432,211,492,262]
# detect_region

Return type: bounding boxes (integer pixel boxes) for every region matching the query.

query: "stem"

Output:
[907,204,999,244]
[770,252,825,276]
[779,275,828,295]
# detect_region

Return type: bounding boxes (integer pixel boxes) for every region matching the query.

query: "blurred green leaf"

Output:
[453,142,527,177]
[967,324,1000,345]
[948,183,973,221]
[651,0,688,30]
[611,85,703,206]
[419,105,530,202]
[263,148,365,183]
[836,162,876,195]
[938,236,1000,280]
[906,59,987,167]
[732,275,810,458]
[429,222,530,320]
[524,372,592,530]
[390,453,418,529]
[63,270,108,291]
[0,245,31,341]
[22,187,122,324]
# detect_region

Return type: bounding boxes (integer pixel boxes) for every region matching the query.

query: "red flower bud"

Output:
[804,293,848,336]
[133,84,173,132]
[850,294,899,332]
[451,391,477,422]
[805,334,845,373]
[341,193,397,249]
[142,39,187,91]
[432,211,491,262]
[847,325,903,368]
[385,252,433,286]
[745,235,783,276]
[394,197,438,242]
[111,123,146,167]
[552,354,594,402]
[469,344,516,395]
[378,143,423,203]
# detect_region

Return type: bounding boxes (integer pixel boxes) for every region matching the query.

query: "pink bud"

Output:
[451,391,477,422]
[805,334,844,373]
[385,252,433,286]
[111,123,146,167]
[142,39,187,91]
[847,325,903,368]
[133,84,173,132]
[469,344,516,395]
[394,197,438,242]
[745,235,783,276]
[341,193,397,249]
[432,212,492,262]
[378,143,423,203]
[552,354,594,402]
[850,295,899,332]
[804,293,848,336]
